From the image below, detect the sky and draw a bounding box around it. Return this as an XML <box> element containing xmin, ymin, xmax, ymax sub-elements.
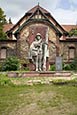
<box><xmin>0</xmin><ymin>0</ymin><xmax>77</xmax><ymax>25</ymax></box>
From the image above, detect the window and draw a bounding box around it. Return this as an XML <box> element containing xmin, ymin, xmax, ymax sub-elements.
<box><xmin>0</xmin><ymin>48</ymin><xmax>7</xmax><ymax>59</ymax></box>
<box><xmin>69</xmin><ymin>47</ymin><xmax>75</xmax><ymax>59</ymax></box>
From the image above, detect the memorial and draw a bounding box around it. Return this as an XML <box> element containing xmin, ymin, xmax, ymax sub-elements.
<box><xmin>29</xmin><ymin>33</ymin><xmax>49</xmax><ymax>71</ymax></box>
<box><xmin>1</xmin><ymin>4</ymin><xmax>77</xmax><ymax>72</ymax></box>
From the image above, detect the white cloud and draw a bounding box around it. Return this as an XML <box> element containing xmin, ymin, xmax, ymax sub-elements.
<box><xmin>69</xmin><ymin>0</ymin><xmax>77</xmax><ymax>4</ymax></box>
<box><xmin>69</xmin><ymin>0</ymin><xmax>77</xmax><ymax>10</ymax></box>
<box><xmin>0</xmin><ymin>0</ymin><xmax>77</xmax><ymax>24</ymax></box>
<box><xmin>54</xmin><ymin>8</ymin><xmax>77</xmax><ymax>24</ymax></box>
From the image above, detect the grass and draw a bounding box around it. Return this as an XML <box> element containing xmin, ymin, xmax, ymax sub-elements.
<box><xmin>0</xmin><ymin>84</ymin><xmax>77</xmax><ymax>115</ymax></box>
<box><xmin>0</xmin><ymin>74</ymin><xmax>77</xmax><ymax>115</ymax></box>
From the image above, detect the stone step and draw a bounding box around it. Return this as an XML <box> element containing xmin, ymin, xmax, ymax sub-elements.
<box><xmin>7</xmin><ymin>71</ymin><xmax>72</xmax><ymax>78</ymax></box>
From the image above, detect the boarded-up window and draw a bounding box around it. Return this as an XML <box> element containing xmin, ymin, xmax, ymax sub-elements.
<box><xmin>0</xmin><ymin>48</ymin><xmax>7</xmax><ymax>59</ymax></box>
<box><xmin>69</xmin><ymin>47</ymin><xmax>75</xmax><ymax>59</ymax></box>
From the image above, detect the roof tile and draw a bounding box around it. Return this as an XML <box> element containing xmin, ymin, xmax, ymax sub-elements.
<box><xmin>3</xmin><ymin>24</ymin><xmax>14</xmax><ymax>32</ymax></box>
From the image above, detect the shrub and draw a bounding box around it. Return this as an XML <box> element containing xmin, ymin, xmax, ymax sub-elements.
<box><xmin>70</xmin><ymin>58</ymin><xmax>77</xmax><ymax>71</ymax></box>
<box><xmin>50</xmin><ymin>64</ymin><xmax>56</xmax><ymax>71</ymax></box>
<box><xmin>2</xmin><ymin>56</ymin><xmax>20</xmax><ymax>71</ymax></box>
<box><xmin>63</xmin><ymin>63</ymin><xmax>71</xmax><ymax>70</ymax></box>
<box><xmin>63</xmin><ymin>58</ymin><xmax>77</xmax><ymax>71</ymax></box>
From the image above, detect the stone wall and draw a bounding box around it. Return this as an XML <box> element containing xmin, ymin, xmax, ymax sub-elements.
<box><xmin>48</xmin><ymin>27</ymin><xmax>56</xmax><ymax>63</ymax></box>
<box><xmin>60</xmin><ymin>42</ymin><xmax>77</xmax><ymax>63</ymax></box>
<box><xmin>0</xmin><ymin>41</ymin><xmax>17</xmax><ymax>60</ymax></box>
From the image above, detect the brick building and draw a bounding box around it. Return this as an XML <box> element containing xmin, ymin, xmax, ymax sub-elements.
<box><xmin>0</xmin><ymin>5</ymin><xmax>77</xmax><ymax>70</ymax></box>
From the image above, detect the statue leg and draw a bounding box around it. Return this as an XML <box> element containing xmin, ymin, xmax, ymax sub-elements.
<box><xmin>36</xmin><ymin>56</ymin><xmax>39</xmax><ymax>71</ymax></box>
<box><xmin>39</xmin><ymin>54</ymin><xmax>42</xmax><ymax>71</ymax></box>
<box><xmin>43</xmin><ymin>57</ymin><xmax>46</xmax><ymax>71</ymax></box>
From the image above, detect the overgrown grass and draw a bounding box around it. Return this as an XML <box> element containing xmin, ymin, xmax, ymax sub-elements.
<box><xmin>0</xmin><ymin>73</ymin><xmax>13</xmax><ymax>86</ymax></box>
<box><xmin>0</xmin><ymin>84</ymin><xmax>77</xmax><ymax>114</ymax></box>
<box><xmin>0</xmin><ymin>74</ymin><xmax>77</xmax><ymax>115</ymax></box>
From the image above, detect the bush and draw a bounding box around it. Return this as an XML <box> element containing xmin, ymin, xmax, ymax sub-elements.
<box><xmin>50</xmin><ymin>64</ymin><xmax>56</xmax><ymax>71</ymax></box>
<box><xmin>63</xmin><ymin>64</ymin><xmax>71</xmax><ymax>70</ymax></box>
<box><xmin>63</xmin><ymin>58</ymin><xmax>77</xmax><ymax>71</ymax></box>
<box><xmin>2</xmin><ymin>56</ymin><xmax>20</xmax><ymax>71</ymax></box>
<box><xmin>70</xmin><ymin>58</ymin><xmax>77</xmax><ymax>71</ymax></box>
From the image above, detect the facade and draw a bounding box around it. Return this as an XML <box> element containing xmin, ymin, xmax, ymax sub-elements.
<box><xmin>1</xmin><ymin>5</ymin><xmax>77</xmax><ymax>70</ymax></box>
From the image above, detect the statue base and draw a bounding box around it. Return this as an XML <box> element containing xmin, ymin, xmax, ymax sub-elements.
<box><xmin>8</xmin><ymin>71</ymin><xmax>72</xmax><ymax>78</ymax></box>
<box><xmin>29</xmin><ymin>58</ymin><xmax>49</xmax><ymax>71</ymax></box>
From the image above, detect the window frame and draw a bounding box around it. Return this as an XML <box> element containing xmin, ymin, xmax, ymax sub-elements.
<box><xmin>68</xmin><ymin>46</ymin><xmax>76</xmax><ymax>60</ymax></box>
<box><xmin>0</xmin><ymin>47</ymin><xmax>7</xmax><ymax>59</ymax></box>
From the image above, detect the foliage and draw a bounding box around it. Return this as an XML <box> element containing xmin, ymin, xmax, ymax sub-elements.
<box><xmin>52</xmin><ymin>79</ymin><xmax>68</xmax><ymax>85</ymax></box>
<box><xmin>63</xmin><ymin>58</ymin><xmax>77</xmax><ymax>71</ymax></box>
<box><xmin>0</xmin><ymin>7</ymin><xmax>7</xmax><ymax>40</ymax></box>
<box><xmin>2</xmin><ymin>56</ymin><xmax>20</xmax><ymax>71</ymax></box>
<box><xmin>70</xmin><ymin>58</ymin><xmax>77</xmax><ymax>70</ymax></box>
<box><xmin>52</xmin><ymin>78</ymin><xmax>77</xmax><ymax>86</ymax></box>
<box><xmin>69</xmin><ymin>78</ymin><xmax>77</xmax><ymax>86</ymax></box>
<box><xmin>23</xmin><ymin>67</ymin><xmax>29</xmax><ymax>71</ymax></box>
<box><xmin>0</xmin><ymin>62</ymin><xmax>4</xmax><ymax>71</ymax></box>
<box><xmin>69</xmin><ymin>29</ymin><xmax>77</xmax><ymax>37</ymax></box>
<box><xmin>63</xmin><ymin>63</ymin><xmax>71</xmax><ymax>70</ymax></box>
<box><xmin>50</xmin><ymin>64</ymin><xmax>56</xmax><ymax>71</ymax></box>
<box><xmin>0</xmin><ymin>8</ymin><xmax>7</xmax><ymax>24</ymax></box>
<box><xmin>0</xmin><ymin>74</ymin><xmax>13</xmax><ymax>86</ymax></box>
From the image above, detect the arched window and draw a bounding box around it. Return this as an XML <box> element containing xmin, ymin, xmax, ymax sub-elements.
<box><xmin>68</xmin><ymin>47</ymin><xmax>75</xmax><ymax>59</ymax></box>
<box><xmin>0</xmin><ymin>47</ymin><xmax>7</xmax><ymax>59</ymax></box>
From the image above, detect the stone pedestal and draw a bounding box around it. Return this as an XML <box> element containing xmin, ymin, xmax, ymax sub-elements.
<box><xmin>7</xmin><ymin>71</ymin><xmax>72</xmax><ymax>78</ymax></box>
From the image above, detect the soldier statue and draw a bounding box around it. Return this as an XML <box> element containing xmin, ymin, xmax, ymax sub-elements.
<box><xmin>29</xmin><ymin>33</ymin><xmax>49</xmax><ymax>71</ymax></box>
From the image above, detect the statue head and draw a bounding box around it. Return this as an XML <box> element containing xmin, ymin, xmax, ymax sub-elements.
<box><xmin>35</xmin><ymin>33</ymin><xmax>41</xmax><ymax>41</ymax></box>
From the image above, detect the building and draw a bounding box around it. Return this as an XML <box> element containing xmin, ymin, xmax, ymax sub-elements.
<box><xmin>0</xmin><ymin>5</ymin><xmax>77</xmax><ymax>70</ymax></box>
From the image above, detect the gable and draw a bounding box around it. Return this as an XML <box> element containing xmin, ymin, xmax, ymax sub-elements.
<box><xmin>7</xmin><ymin>5</ymin><xmax>67</xmax><ymax>39</ymax></box>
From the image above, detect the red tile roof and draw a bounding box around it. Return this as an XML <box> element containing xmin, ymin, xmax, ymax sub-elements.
<box><xmin>3</xmin><ymin>23</ymin><xmax>77</xmax><ymax>33</ymax></box>
<box><xmin>3</xmin><ymin>24</ymin><xmax>14</xmax><ymax>32</ymax></box>
<box><xmin>62</xmin><ymin>25</ymin><xmax>77</xmax><ymax>32</ymax></box>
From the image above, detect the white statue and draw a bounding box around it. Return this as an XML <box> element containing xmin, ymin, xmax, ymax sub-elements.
<box><xmin>29</xmin><ymin>32</ymin><xmax>49</xmax><ymax>71</ymax></box>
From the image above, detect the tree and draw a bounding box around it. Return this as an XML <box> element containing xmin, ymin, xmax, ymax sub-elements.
<box><xmin>69</xmin><ymin>29</ymin><xmax>77</xmax><ymax>37</ymax></box>
<box><xmin>0</xmin><ymin>7</ymin><xmax>7</xmax><ymax>40</ymax></box>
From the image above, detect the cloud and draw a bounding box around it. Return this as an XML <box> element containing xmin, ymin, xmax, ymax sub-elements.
<box><xmin>69</xmin><ymin>0</ymin><xmax>77</xmax><ymax>4</ymax></box>
<box><xmin>0</xmin><ymin>0</ymin><xmax>60</xmax><ymax>23</ymax></box>
<box><xmin>69</xmin><ymin>0</ymin><xmax>77</xmax><ymax>11</ymax></box>
<box><xmin>0</xmin><ymin>0</ymin><xmax>77</xmax><ymax>24</ymax></box>
<box><xmin>56</xmin><ymin>0</ymin><xmax>70</xmax><ymax>10</ymax></box>
<box><xmin>54</xmin><ymin>8</ymin><xmax>77</xmax><ymax>24</ymax></box>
